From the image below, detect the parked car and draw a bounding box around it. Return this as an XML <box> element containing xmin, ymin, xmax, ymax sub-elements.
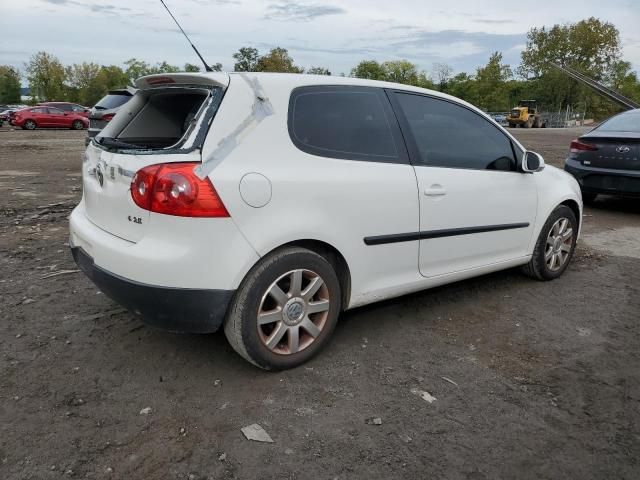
<box><xmin>0</xmin><ymin>109</ymin><xmax>12</xmax><ymax>125</ymax></box>
<box><xmin>70</xmin><ymin>72</ymin><xmax>582</xmax><ymax>370</ymax></box>
<box><xmin>564</xmin><ymin>108</ymin><xmax>640</xmax><ymax>202</ymax></box>
<box><xmin>38</xmin><ymin>101</ymin><xmax>90</xmax><ymax>118</ymax></box>
<box><xmin>11</xmin><ymin>106</ymin><xmax>88</xmax><ymax>130</ymax></box>
<box><xmin>86</xmin><ymin>87</ymin><xmax>137</xmax><ymax>145</ymax></box>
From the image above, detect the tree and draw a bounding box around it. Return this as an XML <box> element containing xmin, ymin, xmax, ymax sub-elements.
<box><xmin>233</xmin><ymin>47</ymin><xmax>260</xmax><ymax>72</ymax></box>
<box><xmin>381</xmin><ymin>60</ymin><xmax>418</xmax><ymax>85</ymax></box>
<box><xmin>25</xmin><ymin>51</ymin><xmax>66</xmax><ymax>101</ymax></box>
<box><xmin>210</xmin><ymin>62</ymin><xmax>223</xmax><ymax>72</ymax></box>
<box><xmin>474</xmin><ymin>52</ymin><xmax>512</xmax><ymax>111</ymax></box>
<box><xmin>123</xmin><ymin>58</ymin><xmax>154</xmax><ymax>84</ymax></box>
<box><xmin>432</xmin><ymin>63</ymin><xmax>453</xmax><ymax>92</ymax></box>
<box><xmin>447</xmin><ymin>72</ymin><xmax>476</xmax><ymax>104</ymax></box>
<box><xmin>307</xmin><ymin>66</ymin><xmax>331</xmax><ymax>75</ymax></box>
<box><xmin>256</xmin><ymin>48</ymin><xmax>303</xmax><ymax>73</ymax></box>
<box><xmin>0</xmin><ymin>66</ymin><xmax>21</xmax><ymax>104</ymax></box>
<box><xmin>64</xmin><ymin>62</ymin><xmax>101</xmax><ymax>104</ymax></box>
<box><xmin>519</xmin><ymin>17</ymin><xmax>620</xmax><ymax>79</ymax></box>
<box><xmin>350</xmin><ymin>60</ymin><xmax>386</xmax><ymax>80</ymax></box>
<box><xmin>184</xmin><ymin>63</ymin><xmax>201</xmax><ymax>72</ymax></box>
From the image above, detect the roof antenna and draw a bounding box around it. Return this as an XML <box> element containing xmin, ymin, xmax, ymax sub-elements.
<box><xmin>159</xmin><ymin>0</ymin><xmax>213</xmax><ymax>72</ymax></box>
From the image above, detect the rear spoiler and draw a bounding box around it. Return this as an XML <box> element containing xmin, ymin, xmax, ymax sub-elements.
<box><xmin>135</xmin><ymin>72</ymin><xmax>230</xmax><ymax>90</ymax></box>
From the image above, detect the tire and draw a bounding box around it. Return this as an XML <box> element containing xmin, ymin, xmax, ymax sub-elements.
<box><xmin>522</xmin><ymin>205</ymin><xmax>578</xmax><ymax>281</ymax></box>
<box><xmin>581</xmin><ymin>191</ymin><xmax>597</xmax><ymax>204</ymax></box>
<box><xmin>23</xmin><ymin>120</ymin><xmax>36</xmax><ymax>130</ymax></box>
<box><xmin>224</xmin><ymin>247</ymin><xmax>342</xmax><ymax>370</ymax></box>
<box><xmin>523</xmin><ymin>117</ymin><xmax>533</xmax><ymax>128</ymax></box>
<box><xmin>71</xmin><ymin>120</ymin><xmax>84</xmax><ymax>130</ymax></box>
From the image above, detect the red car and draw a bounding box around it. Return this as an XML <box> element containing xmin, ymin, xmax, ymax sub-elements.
<box><xmin>12</xmin><ymin>107</ymin><xmax>89</xmax><ymax>130</ymax></box>
<box><xmin>38</xmin><ymin>102</ymin><xmax>90</xmax><ymax>118</ymax></box>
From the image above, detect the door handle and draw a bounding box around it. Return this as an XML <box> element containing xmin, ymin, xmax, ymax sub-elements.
<box><xmin>424</xmin><ymin>185</ymin><xmax>447</xmax><ymax>196</ymax></box>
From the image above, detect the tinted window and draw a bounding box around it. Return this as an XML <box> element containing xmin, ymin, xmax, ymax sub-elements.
<box><xmin>95</xmin><ymin>94</ymin><xmax>131</xmax><ymax>110</ymax></box>
<box><xmin>395</xmin><ymin>93</ymin><xmax>516</xmax><ymax>171</ymax></box>
<box><xmin>31</xmin><ymin>108</ymin><xmax>46</xmax><ymax>113</ymax></box>
<box><xmin>55</xmin><ymin>104</ymin><xmax>73</xmax><ymax>111</ymax></box>
<box><xmin>72</xmin><ymin>105</ymin><xmax>86</xmax><ymax>112</ymax></box>
<box><xmin>289</xmin><ymin>86</ymin><xmax>401</xmax><ymax>162</ymax></box>
<box><xmin>47</xmin><ymin>107</ymin><xmax>64</xmax><ymax>115</ymax></box>
<box><xmin>596</xmin><ymin>111</ymin><xmax>640</xmax><ymax>133</ymax></box>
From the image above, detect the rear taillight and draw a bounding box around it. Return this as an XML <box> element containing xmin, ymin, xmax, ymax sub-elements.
<box><xmin>101</xmin><ymin>113</ymin><xmax>115</xmax><ymax>122</ymax></box>
<box><xmin>570</xmin><ymin>139</ymin><xmax>598</xmax><ymax>153</ymax></box>
<box><xmin>131</xmin><ymin>162</ymin><xmax>229</xmax><ymax>218</ymax></box>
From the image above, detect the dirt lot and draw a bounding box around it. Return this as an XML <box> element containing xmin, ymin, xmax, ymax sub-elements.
<box><xmin>1</xmin><ymin>126</ymin><xmax>639</xmax><ymax>480</ymax></box>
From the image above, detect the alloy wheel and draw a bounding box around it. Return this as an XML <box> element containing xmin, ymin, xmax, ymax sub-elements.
<box><xmin>257</xmin><ymin>269</ymin><xmax>330</xmax><ymax>355</ymax></box>
<box><xmin>545</xmin><ymin>217</ymin><xmax>573</xmax><ymax>271</ymax></box>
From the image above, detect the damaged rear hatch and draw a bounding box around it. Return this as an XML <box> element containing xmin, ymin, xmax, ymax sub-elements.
<box><xmin>82</xmin><ymin>72</ymin><xmax>228</xmax><ymax>242</ymax></box>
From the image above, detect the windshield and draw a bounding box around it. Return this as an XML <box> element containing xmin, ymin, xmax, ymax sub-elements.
<box><xmin>95</xmin><ymin>94</ymin><xmax>132</xmax><ymax>110</ymax></box>
<box><xmin>596</xmin><ymin>111</ymin><xmax>640</xmax><ymax>133</ymax></box>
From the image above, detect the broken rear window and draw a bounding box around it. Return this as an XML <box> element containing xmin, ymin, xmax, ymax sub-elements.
<box><xmin>95</xmin><ymin>86</ymin><xmax>222</xmax><ymax>153</ymax></box>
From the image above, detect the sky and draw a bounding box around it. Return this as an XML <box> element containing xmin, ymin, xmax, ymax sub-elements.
<box><xmin>1</xmin><ymin>0</ymin><xmax>639</xmax><ymax>80</ymax></box>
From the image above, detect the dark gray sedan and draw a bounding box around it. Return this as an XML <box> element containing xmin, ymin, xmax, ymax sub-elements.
<box><xmin>86</xmin><ymin>87</ymin><xmax>137</xmax><ymax>146</ymax></box>
<box><xmin>564</xmin><ymin>109</ymin><xmax>640</xmax><ymax>202</ymax></box>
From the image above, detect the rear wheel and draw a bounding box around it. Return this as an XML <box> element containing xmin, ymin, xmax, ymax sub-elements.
<box><xmin>522</xmin><ymin>205</ymin><xmax>577</xmax><ymax>280</ymax></box>
<box><xmin>224</xmin><ymin>247</ymin><xmax>342</xmax><ymax>370</ymax></box>
<box><xmin>71</xmin><ymin>120</ymin><xmax>84</xmax><ymax>130</ymax></box>
<box><xmin>524</xmin><ymin>117</ymin><xmax>533</xmax><ymax>128</ymax></box>
<box><xmin>23</xmin><ymin>120</ymin><xmax>36</xmax><ymax>130</ymax></box>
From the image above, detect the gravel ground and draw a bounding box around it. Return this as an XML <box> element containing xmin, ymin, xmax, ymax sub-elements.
<box><xmin>1</xmin><ymin>126</ymin><xmax>639</xmax><ymax>480</ymax></box>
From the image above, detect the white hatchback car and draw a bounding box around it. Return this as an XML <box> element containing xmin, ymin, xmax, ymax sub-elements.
<box><xmin>70</xmin><ymin>72</ymin><xmax>582</xmax><ymax>370</ymax></box>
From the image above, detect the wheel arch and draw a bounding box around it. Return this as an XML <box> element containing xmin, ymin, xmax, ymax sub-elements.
<box><xmin>560</xmin><ymin>198</ymin><xmax>581</xmax><ymax>230</ymax></box>
<box><xmin>263</xmin><ymin>239</ymin><xmax>352</xmax><ymax>311</ymax></box>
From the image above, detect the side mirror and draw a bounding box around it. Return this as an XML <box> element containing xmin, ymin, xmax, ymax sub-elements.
<box><xmin>522</xmin><ymin>151</ymin><xmax>545</xmax><ymax>173</ymax></box>
<box><xmin>63</xmin><ymin>112</ymin><xmax>69</xmax><ymax>116</ymax></box>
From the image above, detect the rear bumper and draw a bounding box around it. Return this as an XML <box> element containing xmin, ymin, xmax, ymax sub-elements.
<box><xmin>71</xmin><ymin>245</ymin><xmax>233</xmax><ymax>333</ymax></box>
<box><xmin>564</xmin><ymin>158</ymin><xmax>640</xmax><ymax>196</ymax></box>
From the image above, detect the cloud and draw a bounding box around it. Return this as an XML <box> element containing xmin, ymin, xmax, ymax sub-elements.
<box><xmin>474</xmin><ymin>19</ymin><xmax>516</xmax><ymax>25</ymax></box>
<box><xmin>265</xmin><ymin>1</ymin><xmax>346</xmax><ymax>21</ymax></box>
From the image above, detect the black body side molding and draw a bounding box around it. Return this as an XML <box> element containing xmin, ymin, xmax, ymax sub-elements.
<box><xmin>364</xmin><ymin>223</ymin><xmax>530</xmax><ymax>246</ymax></box>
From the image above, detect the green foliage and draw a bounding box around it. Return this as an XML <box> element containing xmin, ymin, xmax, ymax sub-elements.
<box><xmin>0</xmin><ymin>66</ymin><xmax>21</xmax><ymax>104</ymax></box>
<box><xmin>350</xmin><ymin>60</ymin><xmax>386</xmax><ymax>80</ymax></box>
<box><xmin>256</xmin><ymin>48</ymin><xmax>304</xmax><ymax>73</ymax></box>
<box><xmin>473</xmin><ymin>52</ymin><xmax>512</xmax><ymax>111</ymax></box>
<box><xmin>232</xmin><ymin>47</ymin><xmax>260</xmax><ymax>72</ymax></box>
<box><xmin>25</xmin><ymin>51</ymin><xmax>66</xmax><ymax>101</ymax></box>
<box><xmin>350</xmin><ymin>59</ymin><xmax>434</xmax><ymax>88</ymax></box>
<box><xmin>307</xmin><ymin>66</ymin><xmax>331</xmax><ymax>75</ymax></box>
<box><xmin>184</xmin><ymin>63</ymin><xmax>201</xmax><ymax>72</ymax></box>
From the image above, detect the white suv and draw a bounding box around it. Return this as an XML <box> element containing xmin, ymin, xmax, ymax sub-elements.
<box><xmin>69</xmin><ymin>72</ymin><xmax>582</xmax><ymax>370</ymax></box>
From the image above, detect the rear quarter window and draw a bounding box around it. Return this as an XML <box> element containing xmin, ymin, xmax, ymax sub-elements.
<box><xmin>95</xmin><ymin>94</ymin><xmax>131</xmax><ymax>110</ymax></box>
<box><xmin>288</xmin><ymin>85</ymin><xmax>406</xmax><ymax>163</ymax></box>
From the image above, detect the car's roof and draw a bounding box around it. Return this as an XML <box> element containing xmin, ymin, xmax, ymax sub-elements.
<box><xmin>222</xmin><ymin>72</ymin><xmax>490</xmax><ymax>123</ymax></box>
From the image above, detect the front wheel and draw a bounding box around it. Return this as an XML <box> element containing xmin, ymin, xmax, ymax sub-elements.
<box><xmin>23</xmin><ymin>120</ymin><xmax>36</xmax><ymax>130</ymax></box>
<box><xmin>522</xmin><ymin>205</ymin><xmax>578</xmax><ymax>280</ymax></box>
<box><xmin>224</xmin><ymin>247</ymin><xmax>342</xmax><ymax>370</ymax></box>
<box><xmin>71</xmin><ymin>120</ymin><xmax>84</xmax><ymax>130</ymax></box>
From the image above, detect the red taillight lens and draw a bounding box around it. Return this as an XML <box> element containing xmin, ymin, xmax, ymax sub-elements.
<box><xmin>101</xmin><ymin>113</ymin><xmax>115</xmax><ymax>122</ymax></box>
<box><xmin>131</xmin><ymin>163</ymin><xmax>229</xmax><ymax>218</ymax></box>
<box><xmin>570</xmin><ymin>139</ymin><xmax>598</xmax><ymax>152</ymax></box>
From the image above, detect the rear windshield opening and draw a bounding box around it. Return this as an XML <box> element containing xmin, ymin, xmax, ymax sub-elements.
<box><xmin>96</xmin><ymin>87</ymin><xmax>214</xmax><ymax>151</ymax></box>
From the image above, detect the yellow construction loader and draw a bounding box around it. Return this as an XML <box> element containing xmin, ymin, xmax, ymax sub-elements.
<box><xmin>507</xmin><ymin>100</ymin><xmax>545</xmax><ymax>128</ymax></box>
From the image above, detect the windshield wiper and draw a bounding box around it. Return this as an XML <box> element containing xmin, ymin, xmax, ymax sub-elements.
<box><xmin>98</xmin><ymin>137</ymin><xmax>143</xmax><ymax>149</ymax></box>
